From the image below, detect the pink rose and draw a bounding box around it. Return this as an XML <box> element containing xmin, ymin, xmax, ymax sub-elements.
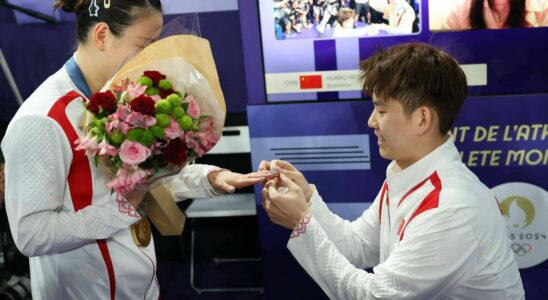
<box><xmin>185</xmin><ymin>95</ymin><xmax>201</xmax><ymax>119</ymax></box>
<box><xmin>119</xmin><ymin>140</ymin><xmax>151</xmax><ymax>166</ymax></box>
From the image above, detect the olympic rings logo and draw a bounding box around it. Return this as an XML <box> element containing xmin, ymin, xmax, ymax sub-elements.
<box><xmin>511</xmin><ymin>243</ymin><xmax>532</xmax><ymax>256</ymax></box>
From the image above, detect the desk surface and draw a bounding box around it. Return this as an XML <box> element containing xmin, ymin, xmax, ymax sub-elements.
<box><xmin>185</xmin><ymin>193</ymin><xmax>257</xmax><ymax>218</ymax></box>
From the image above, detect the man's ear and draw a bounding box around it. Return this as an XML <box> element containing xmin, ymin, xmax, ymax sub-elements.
<box><xmin>414</xmin><ymin>106</ymin><xmax>435</xmax><ymax>135</ymax></box>
<box><xmin>91</xmin><ymin>22</ymin><xmax>110</xmax><ymax>52</ymax></box>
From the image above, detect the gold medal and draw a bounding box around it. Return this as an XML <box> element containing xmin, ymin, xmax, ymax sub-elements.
<box><xmin>131</xmin><ymin>218</ymin><xmax>152</xmax><ymax>247</ymax></box>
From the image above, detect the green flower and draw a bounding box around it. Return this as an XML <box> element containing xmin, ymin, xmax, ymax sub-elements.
<box><xmin>149</xmin><ymin>125</ymin><xmax>166</xmax><ymax>140</ymax></box>
<box><xmin>145</xmin><ymin>87</ymin><xmax>159</xmax><ymax>96</ymax></box>
<box><xmin>126</xmin><ymin>128</ymin><xmax>145</xmax><ymax>142</ymax></box>
<box><xmin>93</xmin><ymin>118</ymin><xmax>106</xmax><ymax>129</ymax></box>
<box><xmin>138</xmin><ymin>76</ymin><xmax>153</xmax><ymax>87</ymax></box>
<box><xmin>155</xmin><ymin>99</ymin><xmax>172</xmax><ymax>114</ymax></box>
<box><xmin>140</xmin><ymin>130</ymin><xmax>155</xmax><ymax>147</ymax></box>
<box><xmin>167</xmin><ymin>94</ymin><xmax>181</xmax><ymax>108</ymax></box>
<box><xmin>109</xmin><ymin>132</ymin><xmax>124</xmax><ymax>146</ymax></box>
<box><xmin>172</xmin><ymin>106</ymin><xmax>186</xmax><ymax>118</ymax></box>
<box><xmin>159</xmin><ymin>79</ymin><xmax>173</xmax><ymax>90</ymax></box>
<box><xmin>177</xmin><ymin>115</ymin><xmax>193</xmax><ymax>131</ymax></box>
<box><xmin>155</xmin><ymin>113</ymin><xmax>171</xmax><ymax>128</ymax></box>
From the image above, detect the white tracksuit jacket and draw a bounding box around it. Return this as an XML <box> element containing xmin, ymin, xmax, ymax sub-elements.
<box><xmin>1</xmin><ymin>64</ymin><xmax>219</xmax><ymax>299</ymax></box>
<box><xmin>288</xmin><ymin>138</ymin><xmax>525</xmax><ymax>299</ymax></box>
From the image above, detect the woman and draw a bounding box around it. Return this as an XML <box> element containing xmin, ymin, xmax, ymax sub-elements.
<box><xmin>443</xmin><ymin>0</ymin><xmax>548</xmax><ymax>30</ymax></box>
<box><xmin>0</xmin><ymin>0</ymin><xmax>264</xmax><ymax>298</ymax></box>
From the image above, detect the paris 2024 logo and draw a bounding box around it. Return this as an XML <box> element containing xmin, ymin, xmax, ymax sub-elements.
<box><xmin>493</xmin><ymin>182</ymin><xmax>548</xmax><ymax>269</ymax></box>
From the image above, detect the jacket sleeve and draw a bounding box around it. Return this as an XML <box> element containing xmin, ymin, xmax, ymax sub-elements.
<box><xmin>1</xmin><ymin>115</ymin><xmax>139</xmax><ymax>257</ymax></box>
<box><xmin>307</xmin><ymin>185</ymin><xmax>381</xmax><ymax>269</ymax></box>
<box><xmin>287</xmin><ymin>207</ymin><xmax>478</xmax><ymax>299</ymax></box>
<box><xmin>162</xmin><ymin>164</ymin><xmax>222</xmax><ymax>201</ymax></box>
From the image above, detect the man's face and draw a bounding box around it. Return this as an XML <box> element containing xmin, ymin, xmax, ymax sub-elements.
<box><xmin>367</xmin><ymin>95</ymin><xmax>418</xmax><ymax>167</ymax></box>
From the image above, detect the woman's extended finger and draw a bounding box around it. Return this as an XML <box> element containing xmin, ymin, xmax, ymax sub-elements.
<box><xmin>271</xmin><ymin>160</ymin><xmax>298</xmax><ymax>172</ymax></box>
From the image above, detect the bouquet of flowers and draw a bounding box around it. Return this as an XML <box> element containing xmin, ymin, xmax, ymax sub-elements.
<box><xmin>76</xmin><ymin>69</ymin><xmax>218</xmax><ymax>194</ymax></box>
<box><xmin>76</xmin><ymin>35</ymin><xmax>226</xmax><ymax>237</ymax></box>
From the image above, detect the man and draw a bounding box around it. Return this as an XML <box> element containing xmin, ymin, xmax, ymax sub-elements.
<box><xmin>260</xmin><ymin>42</ymin><xmax>524</xmax><ymax>299</ymax></box>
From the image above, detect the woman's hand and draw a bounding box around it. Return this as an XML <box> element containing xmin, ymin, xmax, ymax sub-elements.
<box><xmin>207</xmin><ymin>169</ymin><xmax>270</xmax><ymax>194</ymax></box>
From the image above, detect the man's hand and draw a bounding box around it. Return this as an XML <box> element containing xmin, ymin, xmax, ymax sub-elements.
<box><xmin>262</xmin><ymin>173</ymin><xmax>309</xmax><ymax>229</ymax></box>
<box><xmin>207</xmin><ymin>170</ymin><xmax>268</xmax><ymax>194</ymax></box>
<box><xmin>258</xmin><ymin>160</ymin><xmax>313</xmax><ymax>202</ymax></box>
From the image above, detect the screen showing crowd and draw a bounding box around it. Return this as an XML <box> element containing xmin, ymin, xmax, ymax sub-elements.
<box><xmin>272</xmin><ymin>0</ymin><xmax>421</xmax><ymax>40</ymax></box>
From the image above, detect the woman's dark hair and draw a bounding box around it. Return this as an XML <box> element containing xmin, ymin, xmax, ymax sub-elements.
<box><xmin>469</xmin><ymin>0</ymin><xmax>526</xmax><ymax>29</ymax></box>
<box><xmin>53</xmin><ymin>0</ymin><xmax>163</xmax><ymax>43</ymax></box>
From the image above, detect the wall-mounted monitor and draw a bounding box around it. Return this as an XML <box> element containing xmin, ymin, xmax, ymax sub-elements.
<box><xmin>257</xmin><ymin>0</ymin><xmax>548</xmax><ymax>103</ymax></box>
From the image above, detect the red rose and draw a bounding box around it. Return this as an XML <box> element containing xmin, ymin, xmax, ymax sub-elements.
<box><xmin>143</xmin><ymin>71</ymin><xmax>166</xmax><ymax>85</ymax></box>
<box><xmin>130</xmin><ymin>94</ymin><xmax>156</xmax><ymax>116</ymax></box>
<box><xmin>87</xmin><ymin>91</ymin><xmax>117</xmax><ymax>115</ymax></box>
<box><xmin>162</xmin><ymin>138</ymin><xmax>187</xmax><ymax>165</ymax></box>
<box><xmin>159</xmin><ymin>88</ymin><xmax>175</xmax><ymax>99</ymax></box>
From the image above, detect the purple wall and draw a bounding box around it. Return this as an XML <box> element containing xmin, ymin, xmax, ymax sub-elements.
<box><xmin>0</xmin><ymin>9</ymin><xmax>248</xmax><ymax>122</ymax></box>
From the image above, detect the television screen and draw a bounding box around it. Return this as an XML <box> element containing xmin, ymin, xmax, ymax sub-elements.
<box><xmin>258</xmin><ymin>0</ymin><xmax>548</xmax><ymax>102</ymax></box>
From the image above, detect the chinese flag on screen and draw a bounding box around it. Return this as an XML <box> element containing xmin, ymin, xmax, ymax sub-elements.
<box><xmin>299</xmin><ymin>75</ymin><xmax>323</xmax><ymax>89</ymax></box>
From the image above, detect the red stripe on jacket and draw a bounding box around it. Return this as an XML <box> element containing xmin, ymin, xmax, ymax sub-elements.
<box><xmin>398</xmin><ymin>172</ymin><xmax>442</xmax><ymax>240</ymax></box>
<box><xmin>378</xmin><ymin>182</ymin><xmax>388</xmax><ymax>224</ymax></box>
<box><xmin>48</xmin><ymin>91</ymin><xmax>116</xmax><ymax>300</ymax></box>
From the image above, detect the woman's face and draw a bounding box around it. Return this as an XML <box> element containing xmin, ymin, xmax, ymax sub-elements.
<box><xmin>102</xmin><ymin>12</ymin><xmax>163</xmax><ymax>81</ymax></box>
